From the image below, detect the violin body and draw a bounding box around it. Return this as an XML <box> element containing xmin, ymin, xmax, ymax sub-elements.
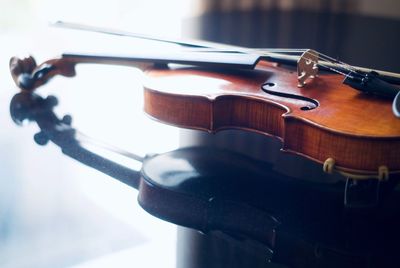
<box><xmin>143</xmin><ymin>61</ymin><xmax>400</xmax><ymax>175</ymax></box>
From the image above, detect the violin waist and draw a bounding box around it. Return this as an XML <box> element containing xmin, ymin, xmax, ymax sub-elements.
<box><xmin>142</xmin><ymin>65</ymin><xmax>400</xmax><ymax>175</ymax></box>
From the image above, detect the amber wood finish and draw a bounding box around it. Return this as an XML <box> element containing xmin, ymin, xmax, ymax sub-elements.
<box><xmin>143</xmin><ymin>62</ymin><xmax>400</xmax><ymax>175</ymax></box>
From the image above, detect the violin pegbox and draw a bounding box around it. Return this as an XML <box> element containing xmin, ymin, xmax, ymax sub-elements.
<box><xmin>10</xmin><ymin>56</ymin><xmax>77</xmax><ymax>92</ymax></box>
<box><xmin>297</xmin><ymin>49</ymin><xmax>318</xmax><ymax>87</ymax></box>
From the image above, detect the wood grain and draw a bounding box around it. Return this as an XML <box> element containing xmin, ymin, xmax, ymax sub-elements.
<box><xmin>143</xmin><ymin>62</ymin><xmax>400</xmax><ymax>175</ymax></box>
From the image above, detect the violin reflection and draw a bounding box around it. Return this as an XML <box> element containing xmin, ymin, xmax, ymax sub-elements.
<box><xmin>9</xmin><ymin>88</ymin><xmax>400</xmax><ymax>268</ymax></box>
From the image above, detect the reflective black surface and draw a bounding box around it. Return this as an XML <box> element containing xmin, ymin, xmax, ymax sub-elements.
<box><xmin>140</xmin><ymin>146</ymin><xmax>400</xmax><ymax>267</ymax></box>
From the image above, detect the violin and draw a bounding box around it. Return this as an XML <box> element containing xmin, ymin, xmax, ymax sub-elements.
<box><xmin>8</xmin><ymin>22</ymin><xmax>400</xmax><ymax>267</ymax></box>
<box><xmin>9</xmin><ymin>21</ymin><xmax>400</xmax><ymax>180</ymax></box>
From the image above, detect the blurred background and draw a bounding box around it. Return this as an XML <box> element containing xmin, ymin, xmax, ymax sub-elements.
<box><xmin>0</xmin><ymin>0</ymin><xmax>400</xmax><ymax>267</ymax></box>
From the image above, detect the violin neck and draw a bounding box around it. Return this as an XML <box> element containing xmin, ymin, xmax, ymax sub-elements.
<box><xmin>9</xmin><ymin>51</ymin><xmax>264</xmax><ymax>91</ymax></box>
<box><xmin>62</xmin><ymin>53</ymin><xmax>154</xmax><ymax>71</ymax></box>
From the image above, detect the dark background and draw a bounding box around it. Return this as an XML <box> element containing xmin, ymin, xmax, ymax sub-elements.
<box><xmin>185</xmin><ymin>1</ymin><xmax>400</xmax><ymax>72</ymax></box>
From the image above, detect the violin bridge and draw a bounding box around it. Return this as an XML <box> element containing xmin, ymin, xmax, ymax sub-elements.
<box><xmin>297</xmin><ymin>49</ymin><xmax>318</xmax><ymax>87</ymax></box>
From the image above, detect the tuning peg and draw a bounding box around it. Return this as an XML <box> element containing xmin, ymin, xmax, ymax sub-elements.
<box><xmin>44</xmin><ymin>95</ymin><xmax>58</xmax><ymax>108</ymax></box>
<box><xmin>62</xmin><ymin>115</ymin><xmax>72</xmax><ymax>125</ymax></box>
<box><xmin>34</xmin><ymin>131</ymin><xmax>49</xmax><ymax>145</ymax></box>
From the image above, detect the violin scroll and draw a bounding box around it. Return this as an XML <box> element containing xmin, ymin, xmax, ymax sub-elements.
<box><xmin>10</xmin><ymin>91</ymin><xmax>57</xmax><ymax>125</ymax></box>
<box><xmin>10</xmin><ymin>56</ymin><xmax>77</xmax><ymax>91</ymax></box>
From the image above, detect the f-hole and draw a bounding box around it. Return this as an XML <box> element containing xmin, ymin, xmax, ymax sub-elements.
<box><xmin>261</xmin><ymin>82</ymin><xmax>319</xmax><ymax>111</ymax></box>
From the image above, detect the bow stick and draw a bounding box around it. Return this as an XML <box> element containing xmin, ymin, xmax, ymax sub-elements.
<box><xmin>53</xmin><ymin>21</ymin><xmax>400</xmax><ymax>117</ymax></box>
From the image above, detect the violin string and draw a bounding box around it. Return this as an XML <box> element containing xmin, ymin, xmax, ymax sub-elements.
<box><xmin>314</xmin><ymin>51</ymin><xmax>358</xmax><ymax>71</ymax></box>
<box><xmin>303</xmin><ymin>56</ymin><xmax>355</xmax><ymax>78</ymax></box>
<box><xmin>193</xmin><ymin>48</ymin><xmax>353</xmax><ymax>77</ymax></box>
<box><xmin>315</xmin><ymin>55</ymin><xmax>358</xmax><ymax>76</ymax></box>
<box><xmin>258</xmin><ymin>49</ymin><xmax>355</xmax><ymax>78</ymax></box>
<box><xmin>197</xmin><ymin>46</ymin><xmax>361</xmax><ymax>77</ymax></box>
<box><xmin>304</xmin><ymin>50</ymin><xmax>359</xmax><ymax>77</ymax></box>
<box><xmin>253</xmin><ymin>47</ymin><xmax>359</xmax><ymax>77</ymax></box>
<box><xmin>251</xmin><ymin>48</ymin><xmax>306</xmax><ymax>54</ymax></box>
<box><xmin>316</xmin><ymin>58</ymin><xmax>356</xmax><ymax>77</ymax></box>
<box><xmin>187</xmin><ymin>48</ymin><xmax>306</xmax><ymax>56</ymax></box>
<box><xmin>76</xmin><ymin>132</ymin><xmax>145</xmax><ymax>162</ymax></box>
<box><xmin>286</xmin><ymin>52</ymin><xmax>354</xmax><ymax>78</ymax></box>
<box><xmin>253</xmin><ymin>47</ymin><xmax>357</xmax><ymax>74</ymax></box>
<box><xmin>275</xmin><ymin>48</ymin><xmax>358</xmax><ymax>79</ymax></box>
<box><xmin>254</xmin><ymin>48</ymin><xmax>358</xmax><ymax>78</ymax></box>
